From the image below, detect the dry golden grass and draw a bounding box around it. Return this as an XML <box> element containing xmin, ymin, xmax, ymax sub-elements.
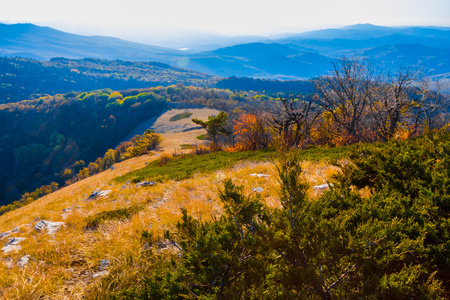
<box><xmin>0</xmin><ymin>151</ymin><xmax>341</xmax><ymax>299</ymax></box>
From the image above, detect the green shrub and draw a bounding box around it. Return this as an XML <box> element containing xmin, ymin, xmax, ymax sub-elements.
<box><xmin>96</xmin><ymin>132</ymin><xmax>450</xmax><ymax>298</ymax></box>
<box><xmin>85</xmin><ymin>205</ymin><xmax>143</xmax><ymax>229</ymax></box>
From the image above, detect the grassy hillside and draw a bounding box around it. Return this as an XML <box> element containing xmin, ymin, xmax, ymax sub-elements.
<box><xmin>1</xmin><ymin>130</ymin><xmax>449</xmax><ymax>298</ymax></box>
<box><xmin>0</xmin><ymin>147</ymin><xmax>344</xmax><ymax>299</ymax></box>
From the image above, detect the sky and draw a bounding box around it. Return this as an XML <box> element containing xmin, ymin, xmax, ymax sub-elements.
<box><xmin>2</xmin><ymin>0</ymin><xmax>450</xmax><ymax>46</ymax></box>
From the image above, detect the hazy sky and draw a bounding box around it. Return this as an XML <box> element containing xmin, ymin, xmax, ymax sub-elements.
<box><xmin>2</xmin><ymin>0</ymin><xmax>450</xmax><ymax>42</ymax></box>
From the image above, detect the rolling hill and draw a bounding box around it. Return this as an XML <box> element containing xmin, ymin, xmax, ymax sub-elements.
<box><xmin>0</xmin><ymin>23</ymin><xmax>179</xmax><ymax>61</ymax></box>
<box><xmin>2</xmin><ymin>23</ymin><xmax>450</xmax><ymax>80</ymax></box>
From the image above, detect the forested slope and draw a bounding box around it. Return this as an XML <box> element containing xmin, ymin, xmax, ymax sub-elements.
<box><xmin>0</xmin><ymin>57</ymin><xmax>214</xmax><ymax>104</ymax></box>
<box><xmin>0</xmin><ymin>88</ymin><xmax>168</xmax><ymax>204</ymax></box>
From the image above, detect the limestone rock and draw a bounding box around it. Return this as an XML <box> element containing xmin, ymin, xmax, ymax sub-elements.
<box><xmin>252</xmin><ymin>187</ymin><xmax>264</xmax><ymax>193</ymax></box>
<box><xmin>93</xmin><ymin>271</ymin><xmax>109</xmax><ymax>278</ymax></box>
<box><xmin>312</xmin><ymin>183</ymin><xmax>333</xmax><ymax>191</ymax></box>
<box><xmin>85</xmin><ymin>189</ymin><xmax>112</xmax><ymax>201</ymax></box>
<box><xmin>34</xmin><ymin>220</ymin><xmax>65</xmax><ymax>234</ymax></box>
<box><xmin>250</xmin><ymin>173</ymin><xmax>270</xmax><ymax>178</ymax></box>
<box><xmin>0</xmin><ymin>224</ymin><xmax>31</xmax><ymax>239</ymax></box>
<box><xmin>3</xmin><ymin>257</ymin><xmax>13</xmax><ymax>269</ymax></box>
<box><xmin>136</xmin><ymin>181</ymin><xmax>156</xmax><ymax>187</ymax></box>
<box><xmin>1</xmin><ymin>237</ymin><xmax>26</xmax><ymax>253</ymax></box>
<box><xmin>99</xmin><ymin>259</ymin><xmax>110</xmax><ymax>271</ymax></box>
<box><xmin>17</xmin><ymin>255</ymin><xmax>30</xmax><ymax>268</ymax></box>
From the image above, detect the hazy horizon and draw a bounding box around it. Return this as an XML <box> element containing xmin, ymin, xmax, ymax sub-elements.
<box><xmin>2</xmin><ymin>0</ymin><xmax>450</xmax><ymax>47</ymax></box>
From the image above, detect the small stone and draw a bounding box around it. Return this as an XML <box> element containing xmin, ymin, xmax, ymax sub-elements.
<box><xmin>110</xmin><ymin>166</ymin><xmax>115</xmax><ymax>170</ymax></box>
<box><xmin>126</xmin><ymin>181</ymin><xmax>131</xmax><ymax>185</ymax></box>
<box><xmin>17</xmin><ymin>255</ymin><xmax>30</xmax><ymax>268</ymax></box>
<box><xmin>99</xmin><ymin>259</ymin><xmax>110</xmax><ymax>271</ymax></box>
<box><xmin>251</xmin><ymin>187</ymin><xmax>264</xmax><ymax>193</ymax></box>
<box><xmin>250</xmin><ymin>173</ymin><xmax>270</xmax><ymax>178</ymax></box>
<box><xmin>313</xmin><ymin>183</ymin><xmax>332</xmax><ymax>191</ymax></box>
<box><xmin>93</xmin><ymin>271</ymin><xmax>109</xmax><ymax>278</ymax></box>
<box><xmin>135</xmin><ymin>181</ymin><xmax>156</xmax><ymax>187</ymax></box>
<box><xmin>62</xmin><ymin>207</ymin><xmax>72</xmax><ymax>213</ymax></box>
<box><xmin>85</xmin><ymin>189</ymin><xmax>112</xmax><ymax>201</ymax></box>
<box><xmin>1</xmin><ymin>237</ymin><xmax>26</xmax><ymax>253</ymax></box>
<box><xmin>0</xmin><ymin>224</ymin><xmax>31</xmax><ymax>239</ymax></box>
<box><xmin>3</xmin><ymin>257</ymin><xmax>13</xmax><ymax>269</ymax></box>
<box><xmin>157</xmin><ymin>241</ymin><xmax>168</xmax><ymax>249</ymax></box>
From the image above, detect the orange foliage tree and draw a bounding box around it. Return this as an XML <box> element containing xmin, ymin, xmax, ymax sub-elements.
<box><xmin>232</xmin><ymin>112</ymin><xmax>271</xmax><ymax>151</ymax></box>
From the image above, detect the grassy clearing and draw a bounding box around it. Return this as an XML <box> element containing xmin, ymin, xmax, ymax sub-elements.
<box><xmin>114</xmin><ymin>145</ymin><xmax>352</xmax><ymax>184</ymax></box>
<box><xmin>169</xmin><ymin>112</ymin><xmax>193</xmax><ymax>122</ymax></box>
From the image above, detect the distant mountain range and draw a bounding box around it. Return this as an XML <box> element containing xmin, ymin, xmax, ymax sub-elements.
<box><xmin>1</xmin><ymin>23</ymin><xmax>450</xmax><ymax>79</ymax></box>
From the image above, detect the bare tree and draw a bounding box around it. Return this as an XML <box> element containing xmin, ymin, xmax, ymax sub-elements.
<box><xmin>313</xmin><ymin>57</ymin><xmax>375</xmax><ymax>143</ymax></box>
<box><xmin>368</xmin><ymin>68</ymin><xmax>418</xmax><ymax>141</ymax></box>
<box><xmin>418</xmin><ymin>79</ymin><xmax>450</xmax><ymax>130</ymax></box>
<box><xmin>271</xmin><ymin>94</ymin><xmax>321</xmax><ymax>147</ymax></box>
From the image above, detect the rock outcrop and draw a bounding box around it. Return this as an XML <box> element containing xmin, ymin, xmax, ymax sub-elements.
<box><xmin>1</xmin><ymin>237</ymin><xmax>26</xmax><ymax>253</ymax></box>
<box><xmin>85</xmin><ymin>189</ymin><xmax>112</xmax><ymax>201</ymax></box>
<box><xmin>34</xmin><ymin>220</ymin><xmax>65</xmax><ymax>235</ymax></box>
<box><xmin>135</xmin><ymin>181</ymin><xmax>156</xmax><ymax>187</ymax></box>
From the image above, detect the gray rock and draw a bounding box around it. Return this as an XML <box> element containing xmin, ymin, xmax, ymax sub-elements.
<box><xmin>99</xmin><ymin>259</ymin><xmax>110</xmax><ymax>271</ymax></box>
<box><xmin>93</xmin><ymin>271</ymin><xmax>109</xmax><ymax>278</ymax></box>
<box><xmin>17</xmin><ymin>255</ymin><xmax>30</xmax><ymax>268</ymax></box>
<box><xmin>251</xmin><ymin>187</ymin><xmax>264</xmax><ymax>193</ymax></box>
<box><xmin>85</xmin><ymin>189</ymin><xmax>112</xmax><ymax>201</ymax></box>
<box><xmin>1</xmin><ymin>237</ymin><xmax>26</xmax><ymax>253</ymax></box>
<box><xmin>62</xmin><ymin>207</ymin><xmax>72</xmax><ymax>213</ymax></box>
<box><xmin>136</xmin><ymin>181</ymin><xmax>156</xmax><ymax>187</ymax></box>
<box><xmin>1</xmin><ymin>224</ymin><xmax>32</xmax><ymax>239</ymax></box>
<box><xmin>34</xmin><ymin>220</ymin><xmax>65</xmax><ymax>234</ymax></box>
<box><xmin>250</xmin><ymin>173</ymin><xmax>270</xmax><ymax>178</ymax></box>
<box><xmin>312</xmin><ymin>183</ymin><xmax>333</xmax><ymax>191</ymax></box>
<box><xmin>110</xmin><ymin>166</ymin><xmax>115</xmax><ymax>170</ymax></box>
<box><xmin>33</xmin><ymin>220</ymin><xmax>47</xmax><ymax>232</ymax></box>
<box><xmin>3</xmin><ymin>257</ymin><xmax>13</xmax><ymax>269</ymax></box>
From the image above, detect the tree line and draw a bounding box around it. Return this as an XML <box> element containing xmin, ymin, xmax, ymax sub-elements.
<box><xmin>224</xmin><ymin>58</ymin><xmax>449</xmax><ymax>151</ymax></box>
